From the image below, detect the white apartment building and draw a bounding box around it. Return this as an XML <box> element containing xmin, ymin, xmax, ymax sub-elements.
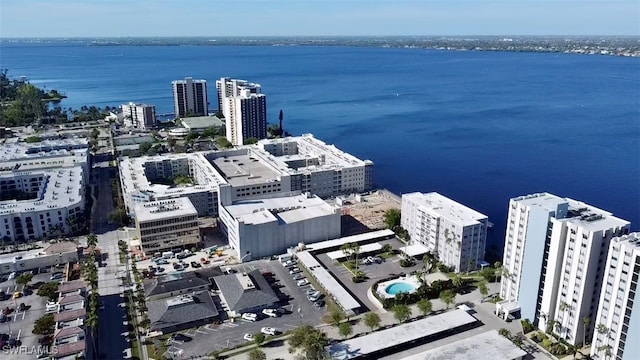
<box><xmin>118</xmin><ymin>154</ymin><xmax>226</xmax><ymax>217</ymax></box>
<box><xmin>121</xmin><ymin>102</ymin><xmax>157</xmax><ymax>129</ymax></box>
<box><xmin>118</xmin><ymin>134</ymin><xmax>374</xmax><ymax>218</ymax></box>
<box><xmin>216</xmin><ymin>78</ymin><xmax>267</xmax><ymax>146</ymax></box>
<box><xmin>219</xmin><ymin>193</ymin><xmax>341</xmax><ymax>261</ymax></box>
<box><xmin>401</xmin><ymin>192</ymin><xmax>488</xmax><ymax>272</ymax></box>
<box><xmin>172</xmin><ymin>77</ymin><xmax>209</xmax><ymax>117</ymax></box>
<box><xmin>134</xmin><ymin>198</ymin><xmax>200</xmax><ymax>252</ymax></box>
<box><xmin>591</xmin><ymin>233</ymin><xmax>640</xmax><ymax>360</ymax></box>
<box><xmin>497</xmin><ymin>193</ymin><xmax>630</xmax><ymax>346</ymax></box>
<box><xmin>257</xmin><ymin>134</ymin><xmax>374</xmax><ymax>197</ymax></box>
<box><xmin>0</xmin><ymin>138</ymin><xmax>89</xmax><ymax>242</ymax></box>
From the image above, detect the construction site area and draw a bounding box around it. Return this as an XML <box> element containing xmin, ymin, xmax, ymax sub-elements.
<box><xmin>328</xmin><ymin>189</ymin><xmax>402</xmax><ymax>236</ymax></box>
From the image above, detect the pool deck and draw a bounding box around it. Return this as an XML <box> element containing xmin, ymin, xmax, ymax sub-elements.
<box><xmin>377</xmin><ymin>275</ymin><xmax>421</xmax><ymax>299</ymax></box>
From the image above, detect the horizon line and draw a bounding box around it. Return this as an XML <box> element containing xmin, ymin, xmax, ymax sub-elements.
<box><xmin>2</xmin><ymin>34</ymin><xmax>639</xmax><ymax>39</ymax></box>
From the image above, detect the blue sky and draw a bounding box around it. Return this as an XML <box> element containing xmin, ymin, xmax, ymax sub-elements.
<box><xmin>1</xmin><ymin>0</ymin><xmax>638</xmax><ymax>37</ymax></box>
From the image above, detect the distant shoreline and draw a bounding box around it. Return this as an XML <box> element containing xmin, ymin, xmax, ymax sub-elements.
<box><xmin>2</xmin><ymin>36</ymin><xmax>639</xmax><ymax>57</ymax></box>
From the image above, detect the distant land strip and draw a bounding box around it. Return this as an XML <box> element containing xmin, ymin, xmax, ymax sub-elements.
<box><xmin>2</xmin><ymin>36</ymin><xmax>639</xmax><ymax>57</ymax></box>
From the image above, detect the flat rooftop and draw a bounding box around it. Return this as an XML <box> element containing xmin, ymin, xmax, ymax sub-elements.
<box><xmin>0</xmin><ymin>138</ymin><xmax>88</xmax><ymax>162</ymax></box>
<box><xmin>511</xmin><ymin>192</ymin><xmax>566</xmax><ymax>210</ymax></box>
<box><xmin>134</xmin><ymin>197</ymin><xmax>198</xmax><ymax>222</ymax></box>
<box><xmin>210</xmin><ymin>153</ymin><xmax>281</xmax><ymax>187</ymax></box>
<box><xmin>305</xmin><ymin>229</ymin><xmax>395</xmax><ymax>252</ymax></box>
<box><xmin>296</xmin><ymin>251</ymin><xmax>361</xmax><ymax>314</ymax></box>
<box><xmin>0</xmin><ymin>167</ymin><xmax>85</xmax><ymax>215</ymax></box>
<box><xmin>119</xmin><ymin>153</ymin><xmax>225</xmax><ymax>198</ymax></box>
<box><xmin>224</xmin><ymin>193</ymin><xmax>336</xmax><ymax>225</ymax></box>
<box><xmin>258</xmin><ymin>134</ymin><xmax>372</xmax><ymax>172</ymax></box>
<box><xmin>563</xmin><ymin>198</ymin><xmax>630</xmax><ymax>231</ymax></box>
<box><xmin>403</xmin><ymin>192</ymin><xmax>487</xmax><ymax>227</ymax></box>
<box><xmin>180</xmin><ymin>116</ymin><xmax>224</xmax><ymax>130</ymax></box>
<box><xmin>399</xmin><ymin>330</ymin><xmax>527</xmax><ymax>360</ymax></box>
<box><xmin>326</xmin><ymin>309</ymin><xmax>478</xmax><ymax>359</ymax></box>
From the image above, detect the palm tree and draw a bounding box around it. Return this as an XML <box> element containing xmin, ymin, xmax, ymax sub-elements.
<box><xmin>87</xmin><ymin>233</ymin><xmax>98</xmax><ymax>249</ymax></box>
<box><xmin>493</xmin><ymin>261</ymin><xmax>502</xmax><ymax>283</ymax></box>
<box><xmin>86</xmin><ymin>310</ymin><xmax>99</xmax><ymax>359</ymax></box>
<box><xmin>452</xmin><ymin>274</ymin><xmax>463</xmax><ymax>289</ymax></box>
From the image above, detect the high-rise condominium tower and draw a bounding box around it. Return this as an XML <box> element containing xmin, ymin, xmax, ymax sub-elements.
<box><xmin>497</xmin><ymin>193</ymin><xmax>630</xmax><ymax>346</ymax></box>
<box><xmin>216</xmin><ymin>77</ymin><xmax>267</xmax><ymax>146</ymax></box>
<box><xmin>172</xmin><ymin>77</ymin><xmax>208</xmax><ymax>117</ymax></box>
<box><xmin>590</xmin><ymin>232</ymin><xmax>640</xmax><ymax>360</ymax></box>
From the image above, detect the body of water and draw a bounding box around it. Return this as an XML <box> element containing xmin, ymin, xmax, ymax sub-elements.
<box><xmin>1</xmin><ymin>43</ymin><xmax>639</xmax><ymax>253</ymax></box>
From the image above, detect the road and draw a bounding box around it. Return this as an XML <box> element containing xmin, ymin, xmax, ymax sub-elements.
<box><xmin>90</xmin><ymin>163</ymin><xmax>117</xmax><ymax>235</ymax></box>
<box><xmin>94</xmin><ymin>229</ymin><xmax>130</xmax><ymax>359</ymax></box>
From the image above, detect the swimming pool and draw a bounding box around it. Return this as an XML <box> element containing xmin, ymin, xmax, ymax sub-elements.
<box><xmin>376</xmin><ymin>275</ymin><xmax>421</xmax><ymax>298</ymax></box>
<box><xmin>385</xmin><ymin>282</ymin><xmax>415</xmax><ymax>295</ymax></box>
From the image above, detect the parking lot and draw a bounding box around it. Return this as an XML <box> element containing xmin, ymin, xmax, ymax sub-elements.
<box><xmin>0</xmin><ymin>271</ymin><xmax>54</xmax><ymax>359</ymax></box>
<box><xmin>149</xmin><ymin>259</ymin><xmax>328</xmax><ymax>358</ymax></box>
<box><xmin>316</xmin><ymin>237</ymin><xmax>423</xmax><ymax>311</ymax></box>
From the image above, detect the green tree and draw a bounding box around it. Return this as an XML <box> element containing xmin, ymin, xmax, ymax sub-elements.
<box><xmin>363</xmin><ymin>312</ymin><xmax>381</xmax><ymax>332</ymax></box>
<box><xmin>87</xmin><ymin>233</ymin><xmax>98</xmax><ymax>249</ymax></box>
<box><xmin>15</xmin><ymin>272</ymin><xmax>33</xmax><ymax>289</ymax></box>
<box><xmin>139</xmin><ymin>142</ymin><xmax>153</xmax><ymax>154</ymax></box>
<box><xmin>201</xmin><ymin>127</ymin><xmax>217</xmax><ymax>139</ymax></box>
<box><xmin>392</xmin><ymin>304</ymin><xmax>411</xmax><ymax>324</ymax></box>
<box><xmin>383</xmin><ymin>209</ymin><xmax>401</xmax><ymax>230</ymax></box>
<box><xmin>253</xmin><ymin>332</ymin><xmax>265</xmax><ymax>347</ymax></box>
<box><xmin>329</xmin><ymin>307</ymin><xmax>345</xmax><ymax>327</ymax></box>
<box><xmin>478</xmin><ymin>281</ymin><xmax>489</xmax><ymax>302</ymax></box>
<box><xmin>167</xmin><ymin>136</ymin><xmax>177</xmax><ymax>149</ymax></box>
<box><xmin>479</xmin><ymin>266</ymin><xmax>495</xmax><ymax>282</ymax></box>
<box><xmin>37</xmin><ymin>282</ymin><xmax>59</xmax><ymax>300</ymax></box>
<box><xmin>512</xmin><ymin>337</ymin><xmax>524</xmax><ymax>348</ymax></box>
<box><xmin>90</xmin><ymin>128</ymin><xmax>100</xmax><ymax>140</ymax></box>
<box><xmin>288</xmin><ymin>325</ymin><xmax>329</xmax><ymax>360</ymax></box>
<box><xmin>33</xmin><ymin>314</ymin><xmax>55</xmax><ymax>335</ymax></box>
<box><xmin>382</xmin><ymin>243</ymin><xmax>393</xmax><ymax>255</ymax></box>
<box><xmin>215</xmin><ymin>136</ymin><xmax>233</xmax><ymax>149</ymax></box>
<box><xmin>109</xmin><ymin>206</ymin><xmax>130</xmax><ymax>226</ymax></box>
<box><xmin>247</xmin><ymin>349</ymin><xmax>266</xmax><ymax>360</ymax></box>
<box><xmin>498</xmin><ymin>328</ymin><xmax>512</xmax><ymax>338</ymax></box>
<box><xmin>493</xmin><ymin>261</ymin><xmax>503</xmax><ymax>283</ymax></box>
<box><xmin>417</xmin><ymin>299</ymin><xmax>433</xmax><ymax>316</ymax></box>
<box><xmin>340</xmin><ymin>242</ymin><xmax>361</xmax><ymax>271</ymax></box>
<box><xmin>24</xmin><ymin>136</ymin><xmax>42</xmax><ymax>143</ymax></box>
<box><xmin>439</xmin><ymin>289</ymin><xmax>456</xmax><ymax>309</ymax></box>
<box><xmin>245</xmin><ymin>137</ymin><xmax>259</xmax><ymax>145</ymax></box>
<box><xmin>338</xmin><ymin>322</ymin><xmax>353</xmax><ymax>339</ymax></box>
<box><xmin>452</xmin><ymin>274</ymin><xmax>463</xmax><ymax>288</ymax></box>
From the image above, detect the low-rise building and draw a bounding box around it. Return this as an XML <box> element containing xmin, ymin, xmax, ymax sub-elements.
<box><xmin>401</xmin><ymin>192</ymin><xmax>489</xmax><ymax>272</ymax></box>
<box><xmin>147</xmin><ymin>291</ymin><xmax>219</xmax><ymax>334</ymax></box>
<box><xmin>213</xmin><ymin>270</ymin><xmax>279</xmax><ymax>317</ymax></box>
<box><xmin>143</xmin><ymin>267</ymin><xmax>222</xmax><ymax>301</ymax></box>
<box><xmin>179</xmin><ymin>116</ymin><xmax>224</xmax><ymax>134</ymax></box>
<box><xmin>134</xmin><ymin>198</ymin><xmax>200</xmax><ymax>253</ymax></box>
<box><xmin>219</xmin><ymin>193</ymin><xmax>341</xmax><ymax>261</ymax></box>
<box><xmin>0</xmin><ymin>242</ymin><xmax>79</xmax><ymax>275</ymax></box>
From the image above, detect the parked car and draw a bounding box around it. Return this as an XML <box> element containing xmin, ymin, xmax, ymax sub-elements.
<box><xmin>241</xmin><ymin>313</ymin><xmax>258</xmax><ymax>322</ymax></box>
<box><xmin>261</xmin><ymin>272</ymin><xmax>273</xmax><ymax>277</ymax></box>
<box><xmin>156</xmin><ymin>267</ymin><xmax>165</xmax><ymax>273</ymax></box>
<box><xmin>262</xmin><ymin>308</ymin><xmax>279</xmax><ymax>318</ymax></box>
<box><xmin>314</xmin><ymin>299</ymin><xmax>325</xmax><ymax>308</ymax></box>
<box><xmin>296</xmin><ymin>279</ymin><xmax>309</xmax><ymax>287</ymax></box>
<box><xmin>18</xmin><ymin>303</ymin><xmax>27</xmax><ymax>312</ymax></box>
<box><xmin>261</xmin><ymin>327</ymin><xmax>278</xmax><ymax>336</ymax></box>
<box><xmin>289</xmin><ymin>267</ymin><xmax>301</xmax><ymax>275</ymax></box>
<box><xmin>308</xmin><ymin>292</ymin><xmax>322</xmax><ymax>302</ymax></box>
<box><xmin>243</xmin><ymin>333</ymin><xmax>254</xmax><ymax>341</ymax></box>
<box><xmin>200</xmin><ymin>257</ymin><xmax>210</xmax><ymax>265</ymax></box>
<box><xmin>292</xmin><ymin>274</ymin><xmax>305</xmax><ymax>281</ymax></box>
<box><xmin>305</xmin><ymin>288</ymin><xmax>318</xmax><ymax>296</ymax></box>
<box><xmin>283</xmin><ymin>260</ymin><xmax>297</xmax><ymax>268</ymax></box>
<box><xmin>171</xmin><ymin>333</ymin><xmax>192</xmax><ymax>342</ymax></box>
<box><xmin>155</xmin><ymin>259</ymin><xmax>168</xmax><ymax>265</ymax></box>
<box><xmin>190</xmin><ymin>261</ymin><xmax>201</xmax><ymax>268</ymax></box>
<box><xmin>12</xmin><ymin>292</ymin><xmax>22</xmax><ymax>299</ymax></box>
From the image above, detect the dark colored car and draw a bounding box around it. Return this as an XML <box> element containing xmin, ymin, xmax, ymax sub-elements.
<box><xmin>171</xmin><ymin>333</ymin><xmax>192</xmax><ymax>342</ymax></box>
<box><xmin>314</xmin><ymin>299</ymin><xmax>325</xmax><ymax>308</ymax></box>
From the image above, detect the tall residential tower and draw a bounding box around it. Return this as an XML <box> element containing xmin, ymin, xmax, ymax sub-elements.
<box><xmin>590</xmin><ymin>232</ymin><xmax>640</xmax><ymax>360</ymax></box>
<box><xmin>172</xmin><ymin>77</ymin><xmax>209</xmax><ymax>117</ymax></box>
<box><xmin>497</xmin><ymin>193</ymin><xmax>630</xmax><ymax>346</ymax></box>
<box><xmin>216</xmin><ymin>77</ymin><xmax>267</xmax><ymax>146</ymax></box>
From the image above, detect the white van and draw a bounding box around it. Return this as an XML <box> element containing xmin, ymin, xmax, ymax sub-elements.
<box><xmin>162</xmin><ymin>251</ymin><xmax>174</xmax><ymax>259</ymax></box>
<box><xmin>7</xmin><ymin>272</ymin><xmax>16</xmax><ymax>280</ymax></box>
